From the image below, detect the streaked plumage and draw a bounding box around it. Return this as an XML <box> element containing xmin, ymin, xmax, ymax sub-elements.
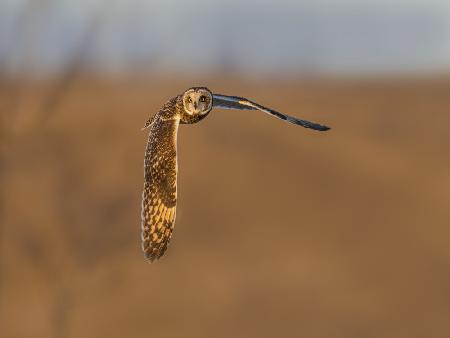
<box><xmin>141</xmin><ymin>87</ymin><xmax>329</xmax><ymax>261</ymax></box>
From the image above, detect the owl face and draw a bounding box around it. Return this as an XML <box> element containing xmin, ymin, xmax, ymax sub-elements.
<box><xmin>182</xmin><ymin>88</ymin><xmax>213</xmax><ymax>117</ymax></box>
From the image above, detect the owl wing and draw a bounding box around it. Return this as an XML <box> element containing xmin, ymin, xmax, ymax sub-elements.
<box><xmin>212</xmin><ymin>94</ymin><xmax>330</xmax><ymax>131</ymax></box>
<box><xmin>141</xmin><ymin>116</ymin><xmax>180</xmax><ymax>261</ymax></box>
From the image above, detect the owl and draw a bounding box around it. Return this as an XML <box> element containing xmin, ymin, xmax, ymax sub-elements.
<box><xmin>141</xmin><ymin>87</ymin><xmax>329</xmax><ymax>261</ymax></box>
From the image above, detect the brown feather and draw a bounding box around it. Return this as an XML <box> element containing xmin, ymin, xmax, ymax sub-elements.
<box><xmin>141</xmin><ymin>98</ymin><xmax>180</xmax><ymax>261</ymax></box>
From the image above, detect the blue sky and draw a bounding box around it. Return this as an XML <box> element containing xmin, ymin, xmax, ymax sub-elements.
<box><xmin>1</xmin><ymin>0</ymin><xmax>450</xmax><ymax>75</ymax></box>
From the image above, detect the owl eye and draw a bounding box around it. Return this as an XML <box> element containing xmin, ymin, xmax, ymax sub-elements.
<box><xmin>200</xmin><ymin>96</ymin><xmax>206</xmax><ymax>102</ymax></box>
<box><xmin>187</xmin><ymin>97</ymin><xmax>192</xmax><ymax>103</ymax></box>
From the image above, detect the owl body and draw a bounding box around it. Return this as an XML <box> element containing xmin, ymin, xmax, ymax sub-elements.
<box><xmin>141</xmin><ymin>87</ymin><xmax>329</xmax><ymax>261</ymax></box>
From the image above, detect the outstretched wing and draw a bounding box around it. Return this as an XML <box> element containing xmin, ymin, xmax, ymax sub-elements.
<box><xmin>141</xmin><ymin>116</ymin><xmax>180</xmax><ymax>261</ymax></box>
<box><xmin>212</xmin><ymin>94</ymin><xmax>330</xmax><ymax>131</ymax></box>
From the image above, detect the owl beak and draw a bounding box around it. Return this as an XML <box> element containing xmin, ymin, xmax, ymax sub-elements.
<box><xmin>193</xmin><ymin>102</ymin><xmax>198</xmax><ymax>109</ymax></box>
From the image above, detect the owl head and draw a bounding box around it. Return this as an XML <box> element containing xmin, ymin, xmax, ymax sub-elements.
<box><xmin>180</xmin><ymin>87</ymin><xmax>213</xmax><ymax>123</ymax></box>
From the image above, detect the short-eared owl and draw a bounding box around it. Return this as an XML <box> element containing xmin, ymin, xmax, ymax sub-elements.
<box><xmin>141</xmin><ymin>87</ymin><xmax>330</xmax><ymax>261</ymax></box>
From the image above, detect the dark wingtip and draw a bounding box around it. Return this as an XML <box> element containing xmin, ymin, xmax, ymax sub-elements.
<box><xmin>143</xmin><ymin>251</ymin><xmax>159</xmax><ymax>263</ymax></box>
<box><xmin>315</xmin><ymin>125</ymin><xmax>331</xmax><ymax>131</ymax></box>
<box><xmin>286</xmin><ymin>116</ymin><xmax>331</xmax><ymax>131</ymax></box>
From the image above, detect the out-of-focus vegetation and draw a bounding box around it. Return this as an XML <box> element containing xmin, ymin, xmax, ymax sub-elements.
<box><xmin>1</xmin><ymin>75</ymin><xmax>450</xmax><ymax>338</ymax></box>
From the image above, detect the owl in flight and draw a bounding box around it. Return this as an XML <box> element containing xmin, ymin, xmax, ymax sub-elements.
<box><xmin>141</xmin><ymin>87</ymin><xmax>330</xmax><ymax>261</ymax></box>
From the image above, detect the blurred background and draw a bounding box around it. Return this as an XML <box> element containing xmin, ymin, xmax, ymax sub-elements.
<box><xmin>1</xmin><ymin>1</ymin><xmax>450</xmax><ymax>338</ymax></box>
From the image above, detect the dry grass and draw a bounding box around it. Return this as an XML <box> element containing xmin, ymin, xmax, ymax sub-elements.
<box><xmin>1</xmin><ymin>75</ymin><xmax>450</xmax><ymax>338</ymax></box>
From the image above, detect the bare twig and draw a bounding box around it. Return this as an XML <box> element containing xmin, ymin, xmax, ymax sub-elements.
<box><xmin>36</xmin><ymin>0</ymin><xmax>116</xmax><ymax>125</ymax></box>
<box><xmin>0</xmin><ymin>2</ymin><xmax>114</xmax><ymax>337</ymax></box>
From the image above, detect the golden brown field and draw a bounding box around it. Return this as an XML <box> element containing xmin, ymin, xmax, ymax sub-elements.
<box><xmin>1</xmin><ymin>76</ymin><xmax>450</xmax><ymax>338</ymax></box>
